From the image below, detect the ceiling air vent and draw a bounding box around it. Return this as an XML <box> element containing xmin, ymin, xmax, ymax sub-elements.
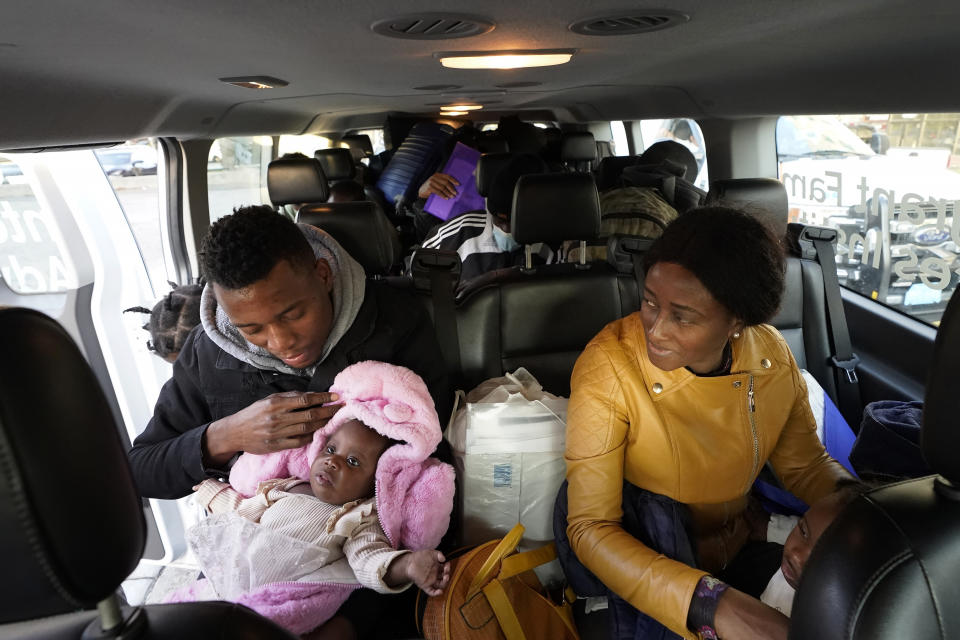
<box><xmin>372</xmin><ymin>14</ymin><xmax>495</xmax><ymax>40</ymax></box>
<box><xmin>569</xmin><ymin>11</ymin><xmax>689</xmax><ymax>36</ymax></box>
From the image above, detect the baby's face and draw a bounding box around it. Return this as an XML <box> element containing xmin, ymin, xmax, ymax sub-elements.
<box><xmin>781</xmin><ymin>492</ymin><xmax>847</xmax><ymax>589</ymax></box>
<box><xmin>310</xmin><ymin>419</ymin><xmax>389</xmax><ymax>505</ymax></box>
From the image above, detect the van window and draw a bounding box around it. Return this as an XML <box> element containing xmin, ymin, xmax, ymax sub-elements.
<box><xmin>0</xmin><ymin>156</ymin><xmax>78</xmax><ymax>295</ymax></box>
<box><xmin>278</xmin><ymin>134</ymin><xmax>334</xmax><ymax>157</ymax></box>
<box><xmin>208</xmin><ymin>136</ymin><xmax>273</xmax><ymax>222</ymax></box>
<box><xmin>94</xmin><ymin>141</ymin><xmax>165</xmax><ymax>292</ymax></box>
<box><xmin>610</xmin><ymin>121</ymin><xmax>629</xmax><ymax>156</ymax></box>
<box><xmin>637</xmin><ymin>118</ymin><xmax>709</xmax><ymax>190</ymax></box>
<box><xmin>777</xmin><ymin>114</ymin><xmax>960</xmax><ymax>326</ymax></box>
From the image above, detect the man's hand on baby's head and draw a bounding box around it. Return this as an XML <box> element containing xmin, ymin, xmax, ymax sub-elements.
<box><xmin>406</xmin><ymin>550</ymin><xmax>451</xmax><ymax>597</ymax></box>
<box><xmin>205</xmin><ymin>391</ymin><xmax>343</xmax><ymax>464</ymax></box>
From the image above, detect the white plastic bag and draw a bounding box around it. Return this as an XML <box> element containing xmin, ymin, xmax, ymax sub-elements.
<box><xmin>446</xmin><ymin>368</ymin><xmax>568</xmax><ymax>546</ymax></box>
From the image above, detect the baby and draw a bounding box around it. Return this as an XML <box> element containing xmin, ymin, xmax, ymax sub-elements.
<box><xmin>760</xmin><ymin>480</ymin><xmax>868</xmax><ymax>616</ymax></box>
<box><xmin>180</xmin><ymin>361</ymin><xmax>455</xmax><ymax>636</ymax></box>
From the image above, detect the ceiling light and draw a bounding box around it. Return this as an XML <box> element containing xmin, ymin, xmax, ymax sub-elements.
<box><xmin>443</xmin><ymin>104</ymin><xmax>483</xmax><ymax>111</ymax></box>
<box><xmin>219</xmin><ymin>76</ymin><xmax>289</xmax><ymax>90</ymax></box>
<box><xmin>437</xmin><ymin>49</ymin><xmax>575</xmax><ymax>70</ymax></box>
<box><xmin>440</xmin><ymin>111</ymin><xmax>468</xmax><ymax>116</ymax></box>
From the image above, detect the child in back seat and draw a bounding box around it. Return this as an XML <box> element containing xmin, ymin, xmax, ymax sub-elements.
<box><xmin>172</xmin><ymin>361</ymin><xmax>455</xmax><ymax>637</ymax></box>
<box><xmin>757</xmin><ymin>479</ymin><xmax>869</xmax><ymax>616</ymax></box>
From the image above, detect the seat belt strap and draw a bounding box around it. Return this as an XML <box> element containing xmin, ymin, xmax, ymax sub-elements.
<box><xmin>809</xmin><ymin>230</ymin><xmax>862</xmax><ymax>428</ymax></box>
<box><xmin>428</xmin><ymin>267</ymin><xmax>462</xmax><ymax>386</ymax></box>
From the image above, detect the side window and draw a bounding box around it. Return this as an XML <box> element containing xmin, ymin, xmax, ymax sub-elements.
<box><xmin>777</xmin><ymin>114</ymin><xmax>960</xmax><ymax>326</ymax></box>
<box><xmin>94</xmin><ymin>141</ymin><xmax>165</xmax><ymax>292</ymax></box>
<box><xmin>637</xmin><ymin>118</ymin><xmax>709</xmax><ymax>190</ymax></box>
<box><xmin>0</xmin><ymin>156</ymin><xmax>78</xmax><ymax>294</ymax></box>
<box><xmin>610</xmin><ymin>121</ymin><xmax>629</xmax><ymax>156</ymax></box>
<box><xmin>278</xmin><ymin>134</ymin><xmax>334</xmax><ymax>156</ymax></box>
<box><xmin>207</xmin><ymin>136</ymin><xmax>273</xmax><ymax>222</ymax></box>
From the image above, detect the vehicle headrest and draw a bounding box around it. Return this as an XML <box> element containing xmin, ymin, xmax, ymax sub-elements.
<box><xmin>297</xmin><ymin>201</ymin><xmax>400</xmax><ymax>275</ymax></box>
<box><xmin>314</xmin><ymin>148</ymin><xmax>356</xmax><ymax>182</ymax></box>
<box><xmin>560</xmin><ymin>132</ymin><xmax>598</xmax><ymax>163</ymax></box>
<box><xmin>706</xmin><ymin>178</ymin><xmax>788</xmax><ymax>238</ymax></box>
<box><xmin>268</xmin><ymin>157</ymin><xmax>329</xmax><ymax>206</ymax></box>
<box><xmin>922</xmin><ymin>290</ymin><xmax>960</xmax><ymax>484</ymax></box>
<box><xmin>512</xmin><ymin>172</ymin><xmax>600</xmax><ymax>245</ymax></box>
<box><xmin>341</xmin><ymin>134</ymin><xmax>373</xmax><ymax>157</ymax></box>
<box><xmin>476</xmin><ymin>152</ymin><xmax>514</xmax><ymax>198</ymax></box>
<box><xmin>0</xmin><ymin>308</ymin><xmax>145</xmax><ymax>621</ymax></box>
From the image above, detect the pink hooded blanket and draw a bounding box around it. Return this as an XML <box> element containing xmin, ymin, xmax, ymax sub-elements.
<box><xmin>171</xmin><ymin>361</ymin><xmax>455</xmax><ymax>634</ymax></box>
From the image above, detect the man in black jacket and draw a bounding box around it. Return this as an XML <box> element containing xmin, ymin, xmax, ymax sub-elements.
<box><xmin>129</xmin><ymin>205</ymin><xmax>451</xmax><ymax>499</ymax></box>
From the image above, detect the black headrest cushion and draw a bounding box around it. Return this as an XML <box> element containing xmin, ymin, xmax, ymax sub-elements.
<box><xmin>297</xmin><ymin>202</ymin><xmax>400</xmax><ymax>274</ymax></box>
<box><xmin>0</xmin><ymin>308</ymin><xmax>145</xmax><ymax>621</ymax></box>
<box><xmin>706</xmin><ymin>178</ymin><xmax>789</xmax><ymax>238</ymax></box>
<box><xmin>486</xmin><ymin>154</ymin><xmax>548</xmax><ymax>217</ymax></box>
<box><xmin>923</xmin><ymin>290</ymin><xmax>960</xmax><ymax>483</ymax></box>
<box><xmin>560</xmin><ymin>132</ymin><xmax>598</xmax><ymax>163</ymax></box>
<box><xmin>267</xmin><ymin>157</ymin><xmax>329</xmax><ymax>206</ymax></box>
<box><xmin>596</xmin><ymin>156</ymin><xmax>643</xmax><ymax>191</ymax></box>
<box><xmin>314</xmin><ymin>148</ymin><xmax>356</xmax><ymax>182</ymax></box>
<box><xmin>512</xmin><ymin>173</ymin><xmax>601</xmax><ymax>245</ymax></box>
<box><xmin>476</xmin><ymin>152</ymin><xmax>514</xmax><ymax>199</ymax></box>
<box><xmin>341</xmin><ymin>134</ymin><xmax>373</xmax><ymax>157</ymax></box>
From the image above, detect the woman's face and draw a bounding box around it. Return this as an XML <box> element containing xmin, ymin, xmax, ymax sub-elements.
<box><xmin>640</xmin><ymin>262</ymin><xmax>742</xmax><ymax>374</ymax></box>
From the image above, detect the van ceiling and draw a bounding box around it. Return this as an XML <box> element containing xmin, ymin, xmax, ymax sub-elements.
<box><xmin>1</xmin><ymin>0</ymin><xmax>957</xmax><ymax>148</ymax></box>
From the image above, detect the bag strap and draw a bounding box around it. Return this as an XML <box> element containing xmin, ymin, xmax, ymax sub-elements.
<box><xmin>466</xmin><ymin>523</ymin><xmax>525</xmax><ymax>598</ymax></box>
<box><xmin>498</xmin><ymin>542</ymin><xmax>558</xmax><ymax>581</ymax></box>
<box><xmin>483</xmin><ymin>579</ymin><xmax>527</xmax><ymax>640</ymax></box>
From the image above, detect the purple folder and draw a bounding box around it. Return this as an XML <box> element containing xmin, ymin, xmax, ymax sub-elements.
<box><xmin>424</xmin><ymin>142</ymin><xmax>485</xmax><ymax>222</ymax></box>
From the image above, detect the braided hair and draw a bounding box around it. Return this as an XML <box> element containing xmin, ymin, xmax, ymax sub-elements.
<box><xmin>124</xmin><ymin>282</ymin><xmax>203</xmax><ymax>361</ymax></box>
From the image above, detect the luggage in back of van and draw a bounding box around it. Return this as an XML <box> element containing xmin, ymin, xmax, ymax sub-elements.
<box><xmin>375</xmin><ymin>121</ymin><xmax>453</xmax><ymax>211</ymax></box>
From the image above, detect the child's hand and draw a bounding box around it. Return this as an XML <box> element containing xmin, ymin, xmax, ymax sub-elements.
<box><xmin>406</xmin><ymin>550</ymin><xmax>451</xmax><ymax>596</ymax></box>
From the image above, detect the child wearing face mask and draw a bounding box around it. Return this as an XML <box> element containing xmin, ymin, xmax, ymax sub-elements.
<box><xmin>173</xmin><ymin>361</ymin><xmax>456</xmax><ymax>637</ymax></box>
<box><xmin>759</xmin><ymin>479</ymin><xmax>869</xmax><ymax>616</ymax></box>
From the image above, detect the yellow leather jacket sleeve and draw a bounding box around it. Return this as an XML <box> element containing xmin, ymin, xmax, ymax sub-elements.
<box><xmin>565</xmin><ymin>341</ymin><xmax>705</xmax><ymax>639</ymax></box>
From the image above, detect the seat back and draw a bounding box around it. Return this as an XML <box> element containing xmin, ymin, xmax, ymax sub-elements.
<box><xmin>267</xmin><ymin>156</ymin><xmax>329</xmax><ymax>206</ymax></box>
<box><xmin>707</xmin><ymin>178</ymin><xmax>837</xmax><ymax>401</ymax></box>
<box><xmin>341</xmin><ymin>134</ymin><xmax>374</xmax><ymax>159</ymax></box>
<box><xmin>454</xmin><ymin>172</ymin><xmax>638</xmax><ymax>395</ymax></box>
<box><xmin>790</xmin><ymin>290</ymin><xmax>960</xmax><ymax>640</ymax></box>
<box><xmin>297</xmin><ymin>201</ymin><xmax>402</xmax><ymax>276</ymax></box>
<box><xmin>0</xmin><ymin>308</ymin><xmax>293</xmax><ymax>639</ymax></box>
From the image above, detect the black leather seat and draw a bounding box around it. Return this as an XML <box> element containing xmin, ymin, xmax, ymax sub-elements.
<box><xmin>454</xmin><ymin>172</ymin><xmax>639</xmax><ymax>395</ymax></box>
<box><xmin>267</xmin><ymin>156</ymin><xmax>329</xmax><ymax>207</ymax></box>
<box><xmin>0</xmin><ymin>307</ymin><xmax>294</xmax><ymax>640</ymax></box>
<box><xmin>790</xmin><ymin>289</ymin><xmax>960</xmax><ymax>640</ymax></box>
<box><xmin>298</xmin><ymin>201</ymin><xmax>402</xmax><ymax>276</ymax></box>
<box><xmin>341</xmin><ymin>134</ymin><xmax>374</xmax><ymax>162</ymax></box>
<box><xmin>475</xmin><ymin>152</ymin><xmax>515</xmax><ymax>199</ymax></box>
<box><xmin>314</xmin><ymin>147</ymin><xmax>358</xmax><ymax>183</ymax></box>
<box><xmin>596</xmin><ymin>155</ymin><xmax>644</xmax><ymax>191</ymax></box>
<box><xmin>560</xmin><ymin>132</ymin><xmax>598</xmax><ymax>173</ymax></box>
<box><xmin>707</xmin><ymin>178</ymin><xmax>838</xmax><ymax>403</ymax></box>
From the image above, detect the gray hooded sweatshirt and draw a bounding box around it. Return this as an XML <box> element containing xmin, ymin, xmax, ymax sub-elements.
<box><xmin>199</xmin><ymin>224</ymin><xmax>367</xmax><ymax>377</ymax></box>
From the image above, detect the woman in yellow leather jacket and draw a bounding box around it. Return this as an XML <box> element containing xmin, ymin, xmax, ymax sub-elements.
<box><xmin>563</xmin><ymin>207</ymin><xmax>852</xmax><ymax>639</ymax></box>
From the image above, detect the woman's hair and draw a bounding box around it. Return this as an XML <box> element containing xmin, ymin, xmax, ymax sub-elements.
<box><xmin>124</xmin><ymin>282</ymin><xmax>203</xmax><ymax>359</ymax></box>
<box><xmin>643</xmin><ymin>206</ymin><xmax>785</xmax><ymax>326</ymax></box>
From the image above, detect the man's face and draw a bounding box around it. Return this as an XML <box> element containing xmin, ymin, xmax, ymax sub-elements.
<box><xmin>310</xmin><ymin>419</ymin><xmax>389</xmax><ymax>504</ymax></box>
<box><xmin>781</xmin><ymin>492</ymin><xmax>847</xmax><ymax>589</ymax></box>
<box><xmin>214</xmin><ymin>258</ymin><xmax>334</xmax><ymax>369</ymax></box>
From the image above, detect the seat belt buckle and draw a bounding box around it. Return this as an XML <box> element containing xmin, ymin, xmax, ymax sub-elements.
<box><xmin>831</xmin><ymin>353</ymin><xmax>860</xmax><ymax>384</ymax></box>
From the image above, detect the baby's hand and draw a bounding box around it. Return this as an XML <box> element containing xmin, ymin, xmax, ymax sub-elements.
<box><xmin>406</xmin><ymin>550</ymin><xmax>451</xmax><ymax>596</ymax></box>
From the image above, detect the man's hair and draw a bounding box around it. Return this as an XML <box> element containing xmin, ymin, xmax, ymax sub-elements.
<box><xmin>124</xmin><ymin>282</ymin><xmax>202</xmax><ymax>359</ymax></box>
<box><xmin>671</xmin><ymin>119</ymin><xmax>694</xmax><ymax>140</ymax></box>
<box><xmin>199</xmin><ymin>205</ymin><xmax>315</xmax><ymax>290</ymax></box>
<box><xmin>487</xmin><ymin>153</ymin><xmax>548</xmax><ymax>218</ymax></box>
<box><xmin>643</xmin><ymin>206</ymin><xmax>785</xmax><ymax>326</ymax></box>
